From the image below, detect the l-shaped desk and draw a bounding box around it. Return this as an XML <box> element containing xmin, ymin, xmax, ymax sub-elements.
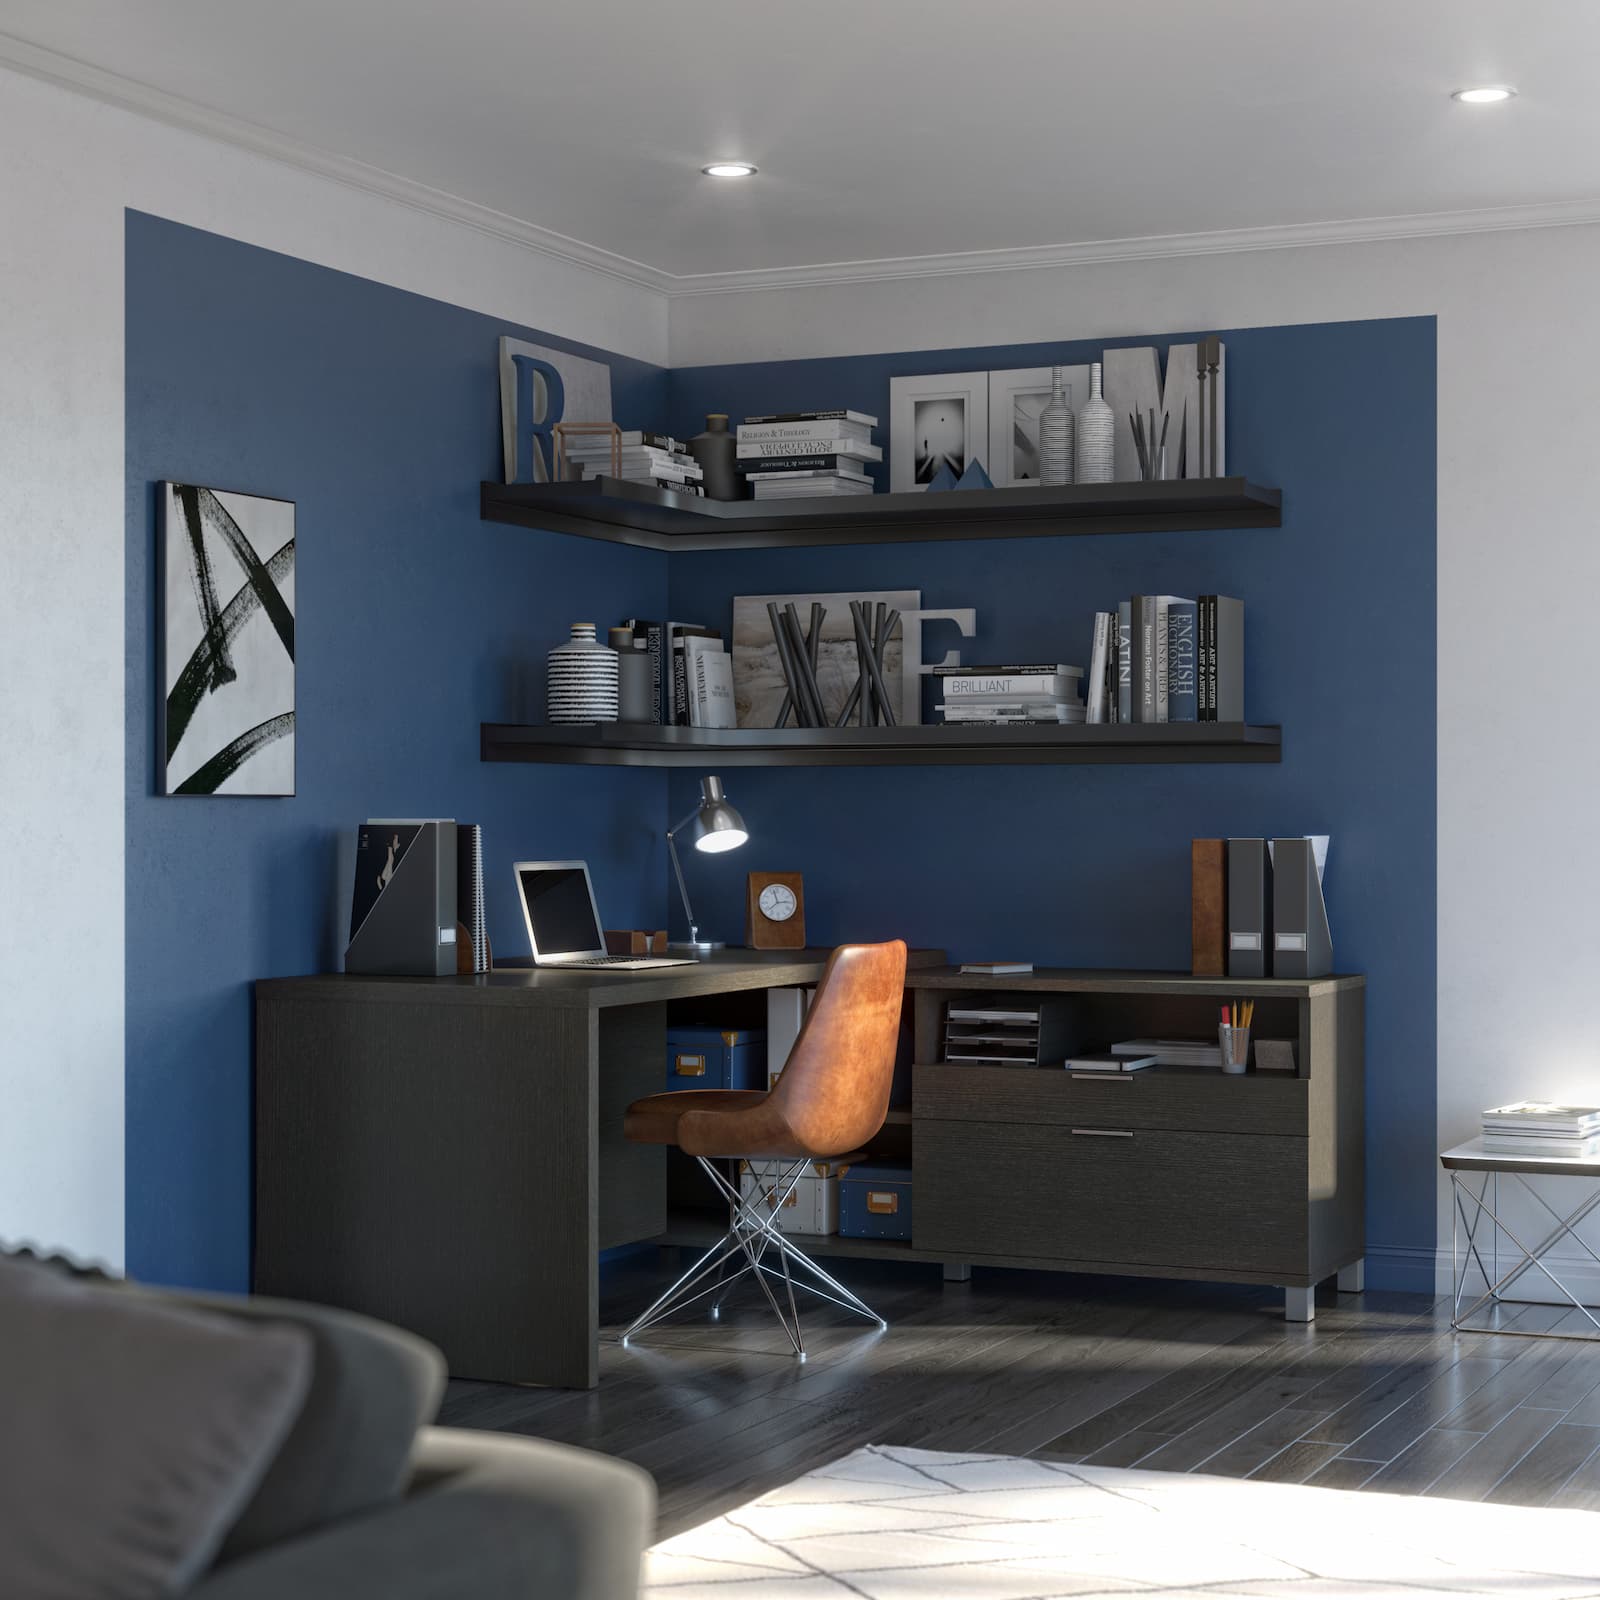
<box><xmin>254</xmin><ymin>950</ymin><xmax>944</xmax><ymax>1388</ymax></box>
<box><xmin>255</xmin><ymin>952</ymin><xmax>1363</xmax><ymax>1388</ymax></box>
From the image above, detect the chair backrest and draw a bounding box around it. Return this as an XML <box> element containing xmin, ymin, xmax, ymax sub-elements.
<box><xmin>765</xmin><ymin>941</ymin><xmax>907</xmax><ymax>1157</ymax></box>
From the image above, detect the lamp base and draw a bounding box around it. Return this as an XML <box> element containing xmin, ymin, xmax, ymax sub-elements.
<box><xmin>669</xmin><ymin>938</ymin><xmax>723</xmax><ymax>954</ymax></box>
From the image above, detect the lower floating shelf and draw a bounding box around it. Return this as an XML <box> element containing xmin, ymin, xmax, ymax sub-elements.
<box><xmin>660</xmin><ymin>1208</ymin><xmax>941</xmax><ymax>1265</ymax></box>
<box><xmin>481</xmin><ymin>722</ymin><xmax>1281</xmax><ymax>768</ymax></box>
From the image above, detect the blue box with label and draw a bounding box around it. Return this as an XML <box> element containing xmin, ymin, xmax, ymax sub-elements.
<box><xmin>666</xmin><ymin>1027</ymin><xmax>767</xmax><ymax>1091</ymax></box>
<box><xmin>838</xmin><ymin>1160</ymin><xmax>913</xmax><ymax>1241</ymax></box>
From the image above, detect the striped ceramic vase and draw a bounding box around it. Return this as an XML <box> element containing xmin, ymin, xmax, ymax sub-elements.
<box><xmin>1075</xmin><ymin>362</ymin><xmax>1116</xmax><ymax>484</ymax></box>
<box><xmin>1036</xmin><ymin>366</ymin><xmax>1075</xmax><ymax>485</ymax></box>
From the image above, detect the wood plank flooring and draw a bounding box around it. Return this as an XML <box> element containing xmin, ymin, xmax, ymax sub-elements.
<box><xmin>438</xmin><ymin>1252</ymin><xmax>1600</xmax><ymax>1539</ymax></box>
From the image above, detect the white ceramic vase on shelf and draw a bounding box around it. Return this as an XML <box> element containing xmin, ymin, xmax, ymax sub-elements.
<box><xmin>547</xmin><ymin>622</ymin><xmax>619</xmax><ymax>724</ymax></box>
<box><xmin>1075</xmin><ymin>362</ymin><xmax>1115</xmax><ymax>484</ymax></box>
<box><xmin>1036</xmin><ymin>366</ymin><xmax>1075</xmax><ymax>485</ymax></box>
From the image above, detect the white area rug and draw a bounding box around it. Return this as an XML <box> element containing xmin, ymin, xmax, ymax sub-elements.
<box><xmin>646</xmin><ymin>1444</ymin><xmax>1600</xmax><ymax>1598</ymax></box>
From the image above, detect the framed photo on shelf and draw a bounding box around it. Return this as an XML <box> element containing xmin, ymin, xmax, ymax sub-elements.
<box><xmin>986</xmin><ymin>365</ymin><xmax>1091</xmax><ymax>487</ymax></box>
<box><xmin>888</xmin><ymin>372</ymin><xmax>989</xmax><ymax>493</ymax></box>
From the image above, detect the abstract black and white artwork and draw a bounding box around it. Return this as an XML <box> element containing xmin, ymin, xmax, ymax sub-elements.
<box><xmin>160</xmin><ymin>483</ymin><xmax>295</xmax><ymax>796</ymax></box>
<box><xmin>888</xmin><ymin>372</ymin><xmax>989</xmax><ymax>493</ymax></box>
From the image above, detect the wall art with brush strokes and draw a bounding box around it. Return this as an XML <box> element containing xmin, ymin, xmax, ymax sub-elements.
<box><xmin>159</xmin><ymin>483</ymin><xmax>296</xmax><ymax>796</ymax></box>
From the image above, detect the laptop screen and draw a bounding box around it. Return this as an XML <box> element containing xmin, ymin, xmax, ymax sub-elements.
<box><xmin>517</xmin><ymin>865</ymin><xmax>603</xmax><ymax>958</ymax></box>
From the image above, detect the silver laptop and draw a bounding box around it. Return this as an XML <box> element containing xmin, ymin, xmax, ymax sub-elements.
<box><xmin>514</xmin><ymin>860</ymin><xmax>696</xmax><ymax>970</ymax></box>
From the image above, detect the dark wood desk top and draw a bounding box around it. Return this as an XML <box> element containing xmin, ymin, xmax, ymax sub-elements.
<box><xmin>906</xmin><ymin>966</ymin><xmax>1365</xmax><ymax>999</ymax></box>
<box><xmin>258</xmin><ymin>947</ymin><xmax>947</xmax><ymax>1010</ymax></box>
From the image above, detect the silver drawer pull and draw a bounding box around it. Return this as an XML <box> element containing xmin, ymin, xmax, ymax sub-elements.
<box><xmin>1070</xmin><ymin>1127</ymin><xmax>1134</xmax><ymax>1138</ymax></box>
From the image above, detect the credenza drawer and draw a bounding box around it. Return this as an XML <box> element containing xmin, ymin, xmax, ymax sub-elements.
<box><xmin>915</xmin><ymin>1119</ymin><xmax>1308</xmax><ymax>1274</ymax></box>
<box><xmin>915</xmin><ymin>1060</ymin><xmax>1306</xmax><ymax>1136</ymax></box>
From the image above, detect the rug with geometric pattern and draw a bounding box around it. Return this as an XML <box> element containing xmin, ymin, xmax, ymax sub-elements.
<box><xmin>645</xmin><ymin>1444</ymin><xmax>1600</xmax><ymax>1598</ymax></box>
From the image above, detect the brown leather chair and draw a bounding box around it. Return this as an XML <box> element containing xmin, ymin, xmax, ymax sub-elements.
<box><xmin>619</xmin><ymin>940</ymin><xmax>907</xmax><ymax>1358</ymax></box>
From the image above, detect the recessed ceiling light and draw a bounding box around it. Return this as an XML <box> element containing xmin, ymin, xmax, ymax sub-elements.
<box><xmin>1452</xmin><ymin>85</ymin><xmax>1516</xmax><ymax>104</ymax></box>
<box><xmin>702</xmin><ymin>162</ymin><xmax>757</xmax><ymax>179</ymax></box>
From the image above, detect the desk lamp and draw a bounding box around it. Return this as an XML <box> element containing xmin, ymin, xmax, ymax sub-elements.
<box><xmin>667</xmin><ymin>775</ymin><xmax>748</xmax><ymax>952</ymax></box>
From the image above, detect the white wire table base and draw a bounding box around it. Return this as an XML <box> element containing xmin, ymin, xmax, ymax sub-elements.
<box><xmin>617</xmin><ymin>1155</ymin><xmax>886</xmax><ymax>1360</ymax></box>
<box><xmin>1450</xmin><ymin>1166</ymin><xmax>1600</xmax><ymax>1340</ymax></box>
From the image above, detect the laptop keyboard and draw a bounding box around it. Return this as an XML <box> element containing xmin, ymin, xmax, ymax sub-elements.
<box><xmin>561</xmin><ymin>956</ymin><xmax>693</xmax><ymax>969</ymax></box>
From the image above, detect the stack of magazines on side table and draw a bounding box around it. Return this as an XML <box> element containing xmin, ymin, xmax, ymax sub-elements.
<box><xmin>1481</xmin><ymin>1102</ymin><xmax>1600</xmax><ymax>1159</ymax></box>
<box><xmin>736</xmin><ymin>410</ymin><xmax>881</xmax><ymax>498</ymax></box>
<box><xmin>934</xmin><ymin>663</ymin><xmax>1085</xmax><ymax>726</ymax></box>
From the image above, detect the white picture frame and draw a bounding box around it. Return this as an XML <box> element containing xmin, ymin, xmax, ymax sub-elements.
<box><xmin>986</xmin><ymin>365</ymin><xmax>1092</xmax><ymax>487</ymax></box>
<box><xmin>888</xmin><ymin>372</ymin><xmax>989</xmax><ymax>493</ymax></box>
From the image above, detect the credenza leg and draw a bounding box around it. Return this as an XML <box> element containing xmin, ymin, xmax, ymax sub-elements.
<box><xmin>1284</xmin><ymin>1285</ymin><xmax>1316</xmax><ymax>1323</ymax></box>
<box><xmin>943</xmin><ymin>1262</ymin><xmax>972</xmax><ymax>1283</ymax></box>
<box><xmin>1336</xmin><ymin>1258</ymin><xmax>1366</xmax><ymax>1293</ymax></box>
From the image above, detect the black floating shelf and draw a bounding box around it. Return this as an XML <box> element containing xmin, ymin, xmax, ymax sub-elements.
<box><xmin>481</xmin><ymin>722</ymin><xmax>1282</xmax><ymax>769</ymax></box>
<box><xmin>481</xmin><ymin>475</ymin><xmax>1282</xmax><ymax>552</ymax></box>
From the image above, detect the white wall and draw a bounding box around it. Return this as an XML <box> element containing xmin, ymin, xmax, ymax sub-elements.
<box><xmin>671</xmin><ymin>226</ymin><xmax>1600</xmax><ymax>1290</ymax></box>
<box><xmin>0</xmin><ymin>65</ymin><xmax>667</xmax><ymax>1270</ymax></box>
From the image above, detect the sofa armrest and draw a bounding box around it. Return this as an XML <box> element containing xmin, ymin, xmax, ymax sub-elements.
<box><xmin>190</xmin><ymin>1427</ymin><xmax>655</xmax><ymax>1600</ymax></box>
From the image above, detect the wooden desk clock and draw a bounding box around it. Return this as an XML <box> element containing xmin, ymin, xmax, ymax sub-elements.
<box><xmin>746</xmin><ymin>871</ymin><xmax>806</xmax><ymax>950</ymax></box>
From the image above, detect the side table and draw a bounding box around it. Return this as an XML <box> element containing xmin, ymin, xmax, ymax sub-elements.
<box><xmin>1441</xmin><ymin>1138</ymin><xmax>1600</xmax><ymax>1341</ymax></box>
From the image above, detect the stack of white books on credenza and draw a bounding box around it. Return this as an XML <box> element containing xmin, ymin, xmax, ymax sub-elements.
<box><xmin>737</xmin><ymin>410</ymin><xmax>881</xmax><ymax>498</ymax></box>
<box><xmin>1481</xmin><ymin>1102</ymin><xmax>1600</xmax><ymax>1158</ymax></box>
<box><xmin>1113</xmin><ymin>1038</ymin><xmax>1223</xmax><ymax>1068</ymax></box>
<box><xmin>561</xmin><ymin>430</ymin><xmax>705</xmax><ymax>495</ymax></box>
<box><xmin>933</xmin><ymin>663</ymin><xmax>1086</xmax><ymax>726</ymax></box>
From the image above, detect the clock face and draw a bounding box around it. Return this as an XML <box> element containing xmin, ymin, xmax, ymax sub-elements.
<box><xmin>759</xmin><ymin>884</ymin><xmax>798</xmax><ymax>922</ymax></box>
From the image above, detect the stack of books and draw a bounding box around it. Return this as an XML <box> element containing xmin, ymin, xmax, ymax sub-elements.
<box><xmin>1085</xmin><ymin>595</ymin><xmax>1243</xmax><ymax>725</ymax></box>
<box><xmin>621</xmin><ymin>619</ymin><xmax>735</xmax><ymax>726</ymax></box>
<box><xmin>1481</xmin><ymin>1103</ymin><xmax>1600</xmax><ymax>1159</ymax></box>
<box><xmin>933</xmin><ymin>663</ymin><xmax>1085</xmax><ymax>726</ymax></box>
<box><xmin>1113</xmin><ymin>1038</ymin><xmax>1222</xmax><ymax>1069</ymax></box>
<box><xmin>736</xmin><ymin>410</ymin><xmax>882</xmax><ymax>499</ymax></box>
<box><xmin>562</xmin><ymin>430</ymin><xmax>704</xmax><ymax>495</ymax></box>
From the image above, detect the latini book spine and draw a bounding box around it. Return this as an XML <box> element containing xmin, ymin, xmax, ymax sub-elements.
<box><xmin>1117</xmin><ymin>601</ymin><xmax>1133</xmax><ymax>724</ymax></box>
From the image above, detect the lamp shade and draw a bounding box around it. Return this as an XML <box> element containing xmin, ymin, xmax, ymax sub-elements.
<box><xmin>687</xmin><ymin>775</ymin><xmax>748</xmax><ymax>853</ymax></box>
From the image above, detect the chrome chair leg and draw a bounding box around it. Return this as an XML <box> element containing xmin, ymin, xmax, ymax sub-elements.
<box><xmin>618</xmin><ymin>1156</ymin><xmax>884</xmax><ymax>1354</ymax></box>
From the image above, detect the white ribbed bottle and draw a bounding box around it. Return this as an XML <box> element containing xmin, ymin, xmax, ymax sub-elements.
<box><xmin>1075</xmin><ymin>361</ymin><xmax>1116</xmax><ymax>484</ymax></box>
<box><xmin>547</xmin><ymin>622</ymin><xmax>619</xmax><ymax>724</ymax></box>
<box><xmin>1036</xmin><ymin>365</ymin><xmax>1075</xmax><ymax>485</ymax></box>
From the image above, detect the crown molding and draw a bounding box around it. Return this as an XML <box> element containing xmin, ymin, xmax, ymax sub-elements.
<box><xmin>665</xmin><ymin>197</ymin><xmax>1600</xmax><ymax>296</ymax></box>
<box><xmin>0</xmin><ymin>31</ymin><xmax>674</xmax><ymax>295</ymax></box>
<box><xmin>9</xmin><ymin>28</ymin><xmax>1600</xmax><ymax>305</ymax></box>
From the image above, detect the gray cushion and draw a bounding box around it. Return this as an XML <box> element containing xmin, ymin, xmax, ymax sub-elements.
<box><xmin>154</xmin><ymin>1291</ymin><xmax>446</xmax><ymax>1563</ymax></box>
<box><xmin>0</xmin><ymin>1258</ymin><xmax>311</xmax><ymax>1599</ymax></box>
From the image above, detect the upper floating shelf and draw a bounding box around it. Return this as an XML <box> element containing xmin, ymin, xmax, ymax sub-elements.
<box><xmin>480</xmin><ymin>475</ymin><xmax>1283</xmax><ymax>552</ymax></box>
<box><xmin>481</xmin><ymin>722</ymin><xmax>1282</xmax><ymax>769</ymax></box>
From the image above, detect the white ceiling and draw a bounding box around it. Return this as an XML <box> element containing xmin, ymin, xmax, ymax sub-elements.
<box><xmin>0</xmin><ymin>0</ymin><xmax>1591</xmax><ymax>282</ymax></box>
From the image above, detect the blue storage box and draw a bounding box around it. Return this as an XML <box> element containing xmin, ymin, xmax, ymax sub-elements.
<box><xmin>666</xmin><ymin>1027</ymin><xmax>767</xmax><ymax>1091</ymax></box>
<box><xmin>839</xmin><ymin>1161</ymin><xmax>913</xmax><ymax>1241</ymax></box>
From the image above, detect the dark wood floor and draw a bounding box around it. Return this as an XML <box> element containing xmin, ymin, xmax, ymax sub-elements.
<box><xmin>439</xmin><ymin>1251</ymin><xmax>1600</xmax><ymax>1539</ymax></box>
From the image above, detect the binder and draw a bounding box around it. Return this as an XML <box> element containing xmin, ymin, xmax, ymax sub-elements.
<box><xmin>1226</xmin><ymin>837</ymin><xmax>1271</xmax><ymax>979</ymax></box>
<box><xmin>1271</xmin><ymin>836</ymin><xmax>1332</xmax><ymax>979</ymax></box>
<box><xmin>346</xmin><ymin>819</ymin><xmax>458</xmax><ymax>977</ymax></box>
<box><xmin>1191</xmin><ymin>838</ymin><xmax>1227</xmax><ymax>977</ymax></box>
<box><xmin>457</xmin><ymin>822</ymin><xmax>489</xmax><ymax>974</ymax></box>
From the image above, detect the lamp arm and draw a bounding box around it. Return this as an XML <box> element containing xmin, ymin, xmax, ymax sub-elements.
<box><xmin>665</xmin><ymin>813</ymin><xmax>701</xmax><ymax>944</ymax></box>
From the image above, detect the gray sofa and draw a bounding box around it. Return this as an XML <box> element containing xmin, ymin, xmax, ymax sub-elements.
<box><xmin>0</xmin><ymin>1256</ymin><xmax>654</xmax><ymax>1598</ymax></box>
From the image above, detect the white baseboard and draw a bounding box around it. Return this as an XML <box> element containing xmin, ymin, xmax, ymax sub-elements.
<box><xmin>1363</xmin><ymin>1243</ymin><xmax>1600</xmax><ymax>1303</ymax></box>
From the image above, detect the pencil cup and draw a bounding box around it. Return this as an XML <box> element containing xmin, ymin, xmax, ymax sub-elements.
<box><xmin>1218</xmin><ymin>1023</ymin><xmax>1251</xmax><ymax>1074</ymax></box>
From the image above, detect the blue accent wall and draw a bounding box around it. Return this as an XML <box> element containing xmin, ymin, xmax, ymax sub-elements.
<box><xmin>125</xmin><ymin>213</ymin><xmax>672</xmax><ymax>1289</ymax></box>
<box><xmin>125</xmin><ymin>217</ymin><xmax>1436</xmax><ymax>1293</ymax></box>
<box><xmin>666</xmin><ymin>319</ymin><xmax>1437</xmax><ymax>1283</ymax></box>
